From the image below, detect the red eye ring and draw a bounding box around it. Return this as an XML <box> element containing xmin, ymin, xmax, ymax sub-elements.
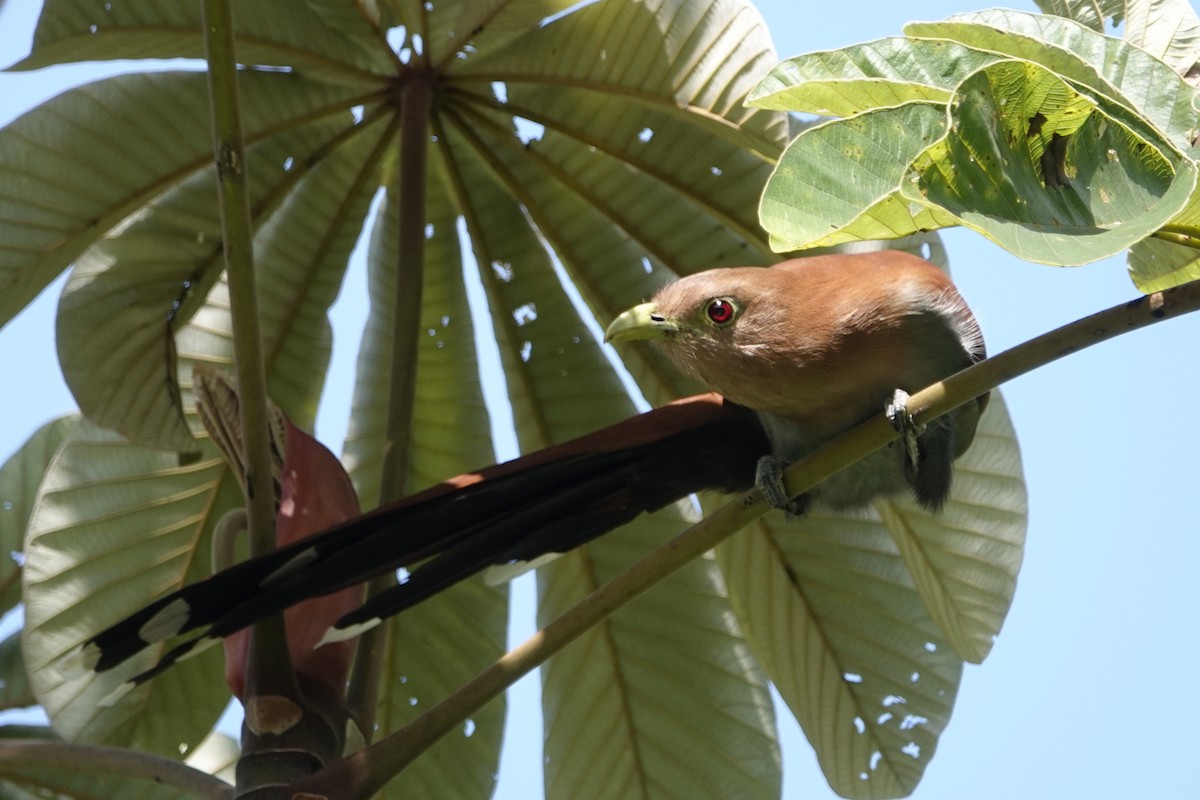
<box><xmin>705</xmin><ymin>298</ymin><xmax>736</xmax><ymax>325</ymax></box>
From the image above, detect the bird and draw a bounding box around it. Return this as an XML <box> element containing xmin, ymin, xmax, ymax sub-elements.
<box><xmin>71</xmin><ymin>250</ymin><xmax>987</xmax><ymax>686</ymax></box>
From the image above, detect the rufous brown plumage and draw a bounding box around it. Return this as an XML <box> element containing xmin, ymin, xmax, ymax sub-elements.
<box><xmin>74</xmin><ymin>250</ymin><xmax>987</xmax><ymax>685</ymax></box>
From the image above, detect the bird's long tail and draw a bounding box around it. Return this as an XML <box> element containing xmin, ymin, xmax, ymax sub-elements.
<box><xmin>78</xmin><ymin>393</ymin><xmax>767</xmax><ymax>684</ymax></box>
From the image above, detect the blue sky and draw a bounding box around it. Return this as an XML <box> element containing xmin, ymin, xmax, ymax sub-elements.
<box><xmin>3</xmin><ymin>1</ymin><xmax>1199</xmax><ymax>798</ymax></box>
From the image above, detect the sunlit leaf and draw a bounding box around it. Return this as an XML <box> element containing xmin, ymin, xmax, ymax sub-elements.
<box><xmin>0</xmin><ymin>415</ymin><xmax>76</xmax><ymax>615</ymax></box>
<box><xmin>21</xmin><ymin>418</ymin><xmax>235</xmax><ymax>755</ymax></box>
<box><xmin>1125</xmin><ymin>0</ymin><xmax>1200</xmax><ymax>74</ymax></box>
<box><xmin>759</xmin><ymin>102</ymin><xmax>957</xmax><ymax>251</ymax></box>
<box><xmin>1033</xmin><ymin>0</ymin><xmax>1127</xmax><ymax>30</ymax></box>
<box><xmin>747</xmin><ymin>37</ymin><xmax>996</xmax><ymax>116</ymax></box>
<box><xmin>14</xmin><ymin>0</ymin><xmax>392</xmax><ymax>78</ymax></box>
<box><xmin>905</xmin><ymin>9</ymin><xmax>1200</xmax><ymax>151</ymax></box>
<box><xmin>1128</xmin><ymin>183</ymin><xmax>1200</xmax><ymax>290</ymax></box>
<box><xmin>183</xmin><ymin>731</ymin><xmax>238</xmax><ymax>784</ymax></box>
<box><xmin>901</xmin><ymin>59</ymin><xmax>1196</xmax><ymax>265</ymax></box>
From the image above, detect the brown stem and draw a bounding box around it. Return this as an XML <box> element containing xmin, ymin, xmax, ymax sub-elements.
<box><xmin>346</xmin><ymin>75</ymin><xmax>435</xmax><ymax>746</ymax></box>
<box><xmin>378</xmin><ymin>76</ymin><xmax>433</xmax><ymax>503</ymax></box>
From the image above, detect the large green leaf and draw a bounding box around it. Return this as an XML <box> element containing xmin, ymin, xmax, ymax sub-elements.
<box><xmin>22</xmin><ymin>202</ymin><xmax>347</xmax><ymax>754</ymax></box>
<box><xmin>55</xmin><ymin>100</ymin><xmax>378</xmax><ymax>452</ymax></box>
<box><xmin>0</xmin><ymin>631</ymin><xmax>35</xmax><ymax>711</ymax></box>
<box><xmin>440</xmin><ymin>103</ymin><xmax>781</xmax><ymax>797</ymax></box>
<box><xmin>901</xmin><ymin>59</ymin><xmax>1196</xmax><ymax>265</ymax></box>
<box><xmin>21</xmin><ymin>417</ymin><xmax>236</xmax><ymax>756</ymax></box>
<box><xmin>540</xmin><ymin>515</ymin><xmax>781</xmax><ymax>800</ymax></box>
<box><xmin>747</xmin><ymin>37</ymin><xmax>998</xmax><ymax>117</ymax></box>
<box><xmin>1125</xmin><ymin>0</ymin><xmax>1200</xmax><ymax>72</ymax></box>
<box><xmin>752</xmin><ymin>7</ymin><xmax>1200</xmax><ymax>264</ymax></box>
<box><xmin>0</xmin><ymin>71</ymin><xmax>367</xmax><ymax>331</ymax></box>
<box><xmin>716</xmin><ymin>396</ymin><xmax>1025</xmax><ymax>799</ymax></box>
<box><xmin>12</xmin><ymin>0</ymin><xmax>393</xmax><ymax>78</ymax></box>
<box><xmin>905</xmin><ymin>9</ymin><xmax>1200</xmax><ymax>152</ymax></box>
<box><xmin>371</xmin><ymin>578</ymin><xmax>507</xmax><ymax>800</ymax></box>
<box><xmin>0</xmin><ymin>415</ymin><xmax>77</xmax><ymax>616</ymax></box>
<box><xmin>758</xmin><ymin>103</ymin><xmax>958</xmax><ymax>251</ymax></box>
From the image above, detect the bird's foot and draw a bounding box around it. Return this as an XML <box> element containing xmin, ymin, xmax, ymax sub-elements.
<box><xmin>886</xmin><ymin>389</ymin><xmax>924</xmax><ymax>469</ymax></box>
<box><xmin>755</xmin><ymin>456</ymin><xmax>809</xmax><ymax>516</ymax></box>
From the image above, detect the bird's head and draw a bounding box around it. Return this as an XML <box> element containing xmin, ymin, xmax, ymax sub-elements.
<box><xmin>604</xmin><ymin>266</ymin><xmax>802</xmax><ymax>407</ymax></box>
<box><xmin>603</xmin><ymin>253</ymin><xmax>986</xmax><ymax>430</ymax></box>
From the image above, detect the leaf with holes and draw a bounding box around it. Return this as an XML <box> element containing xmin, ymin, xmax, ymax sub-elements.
<box><xmin>715</xmin><ymin>396</ymin><xmax>1025</xmax><ymax>799</ymax></box>
<box><xmin>901</xmin><ymin>59</ymin><xmax>1196</xmax><ymax>265</ymax></box>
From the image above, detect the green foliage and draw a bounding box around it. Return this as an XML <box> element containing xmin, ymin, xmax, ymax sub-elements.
<box><xmin>0</xmin><ymin>0</ymin><xmax>792</xmax><ymax>797</ymax></box>
<box><xmin>21</xmin><ymin>0</ymin><xmax>1184</xmax><ymax>797</ymax></box>
<box><xmin>753</xmin><ymin>6</ymin><xmax>1200</xmax><ymax>288</ymax></box>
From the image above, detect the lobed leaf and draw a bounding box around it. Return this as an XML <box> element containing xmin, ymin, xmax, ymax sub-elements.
<box><xmin>55</xmin><ymin>107</ymin><xmax>379</xmax><ymax>452</ymax></box>
<box><xmin>0</xmin><ymin>71</ymin><xmax>368</xmax><ymax>332</ymax></box>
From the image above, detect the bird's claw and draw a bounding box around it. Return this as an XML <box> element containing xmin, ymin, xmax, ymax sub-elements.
<box><xmin>886</xmin><ymin>389</ymin><xmax>923</xmax><ymax>469</ymax></box>
<box><xmin>755</xmin><ymin>456</ymin><xmax>808</xmax><ymax>516</ymax></box>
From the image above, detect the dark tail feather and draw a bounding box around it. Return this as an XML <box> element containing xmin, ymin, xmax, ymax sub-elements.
<box><xmin>85</xmin><ymin>394</ymin><xmax>767</xmax><ymax>678</ymax></box>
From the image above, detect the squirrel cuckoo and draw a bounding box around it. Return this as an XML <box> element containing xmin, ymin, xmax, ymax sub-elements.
<box><xmin>71</xmin><ymin>250</ymin><xmax>987</xmax><ymax>685</ymax></box>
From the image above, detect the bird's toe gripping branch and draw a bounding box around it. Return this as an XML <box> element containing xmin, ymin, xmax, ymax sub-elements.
<box><xmin>886</xmin><ymin>388</ymin><xmax>924</xmax><ymax>469</ymax></box>
<box><xmin>754</xmin><ymin>455</ymin><xmax>810</xmax><ymax>516</ymax></box>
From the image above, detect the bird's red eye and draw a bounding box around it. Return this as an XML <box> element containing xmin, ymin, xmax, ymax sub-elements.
<box><xmin>705</xmin><ymin>298</ymin><xmax>736</xmax><ymax>325</ymax></box>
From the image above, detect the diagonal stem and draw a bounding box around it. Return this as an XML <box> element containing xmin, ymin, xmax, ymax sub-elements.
<box><xmin>1153</xmin><ymin>226</ymin><xmax>1200</xmax><ymax>250</ymax></box>
<box><xmin>288</xmin><ymin>276</ymin><xmax>1200</xmax><ymax>798</ymax></box>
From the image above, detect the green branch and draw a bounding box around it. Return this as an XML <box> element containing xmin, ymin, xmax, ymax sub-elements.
<box><xmin>199</xmin><ymin>0</ymin><xmax>297</xmax><ymax>737</ymax></box>
<box><xmin>1154</xmin><ymin>225</ymin><xmax>1200</xmax><ymax>250</ymax></box>
<box><xmin>287</xmin><ymin>275</ymin><xmax>1200</xmax><ymax>799</ymax></box>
